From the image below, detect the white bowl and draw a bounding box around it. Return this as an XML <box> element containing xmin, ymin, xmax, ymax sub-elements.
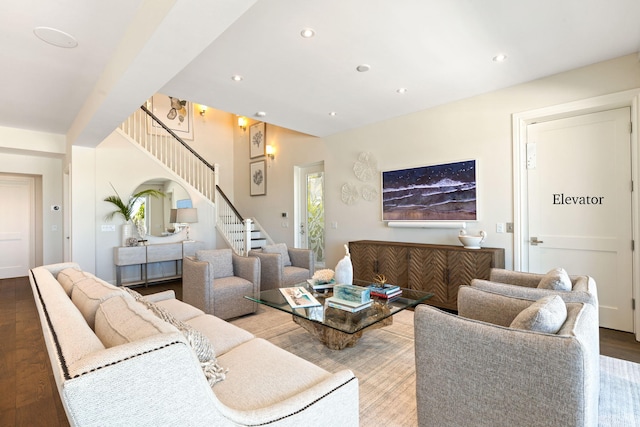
<box><xmin>458</xmin><ymin>230</ymin><xmax>486</xmax><ymax>249</ymax></box>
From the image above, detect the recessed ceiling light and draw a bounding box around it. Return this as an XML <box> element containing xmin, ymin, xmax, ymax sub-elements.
<box><xmin>231</xmin><ymin>75</ymin><xmax>243</xmax><ymax>81</ymax></box>
<box><xmin>33</xmin><ymin>26</ymin><xmax>78</xmax><ymax>48</ymax></box>
<box><xmin>492</xmin><ymin>53</ymin><xmax>508</xmax><ymax>62</ymax></box>
<box><xmin>396</xmin><ymin>88</ymin><xmax>408</xmax><ymax>94</ymax></box>
<box><xmin>356</xmin><ymin>64</ymin><xmax>371</xmax><ymax>72</ymax></box>
<box><xmin>300</xmin><ymin>28</ymin><xmax>315</xmax><ymax>38</ymax></box>
<box><xmin>329</xmin><ymin>112</ymin><xmax>337</xmax><ymax>116</ymax></box>
<box><xmin>255</xmin><ymin>111</ymin><xmax>267</xmax><ymax>117</ymax></box>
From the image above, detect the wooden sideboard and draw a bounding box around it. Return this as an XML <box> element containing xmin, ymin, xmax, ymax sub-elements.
<box><xmin>114</xmin><ymin>241</ymin><xmax>203</xmax><ymax>286</ymax></box>
<box><xmin>349</xmin><ymin>240</ymin><xmax>505</xmax><ymax>311</ymax></box>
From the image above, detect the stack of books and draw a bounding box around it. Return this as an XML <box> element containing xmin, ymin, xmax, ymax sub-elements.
<box><xmin>367</xmin><ymin>283</ymin><xmax>402</xmax><ymax>299</ymax></box>
<box><xmin>325</xmin><ymin>296</ymin><xmax>373</xmax><ymax>313</ymax></box>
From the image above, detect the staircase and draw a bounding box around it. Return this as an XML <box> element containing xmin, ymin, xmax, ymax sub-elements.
<box><xmin>118</xmin><ymin>105</ymin><xmax>273</xmax><ymax>255</ymax></box>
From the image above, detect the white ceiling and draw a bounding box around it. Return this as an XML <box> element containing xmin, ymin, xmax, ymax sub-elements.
<box><xmin>2</xmin><ymin>0</ymin><xmax>640</xmax><ymax>143</ymax></box>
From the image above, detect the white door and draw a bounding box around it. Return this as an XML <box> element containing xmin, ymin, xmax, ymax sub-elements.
<box><xmin>526</xmin><ymin>107</ymin><xmax>633</xmax><ymax>331</ymax></box>
<box><xmin>296</xmin><ymin>162</ymin><xmax>325</xmax><ymax>268</ymax></box>
<box><xmin>0</xmin><ymin>174</ymin><xmax>35</xmax><ymax>278</ymax></box>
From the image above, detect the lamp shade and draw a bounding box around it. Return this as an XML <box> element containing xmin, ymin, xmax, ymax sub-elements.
<box><xmin>176</xmin><ymin>208</ymin><xmax>198</xmax><ymax>224</ymax></box>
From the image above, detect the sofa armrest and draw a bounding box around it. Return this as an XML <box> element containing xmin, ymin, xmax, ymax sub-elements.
<box><xmin>142</xmin><ymin>290</ymin><xmax>176</xmax><ymax>303</ymax></box>
<box><xmin>288</xmin><ymin>248</ymin><xmax>314</xmax><ymax>272</ymax></box>
<box><xmin>249</xmin><ymin>250</ymin><xmax>283</xmax><ymax>290</ymax></box>
<box><xmin>212</xmin><ymin>369</ymin><xmax>359</xmax><ymax>426</ymax></box>
<box><xmin>63</xmin><ymin>334</ymin><xmax>225</xmax><ymax>425</ymax></box>
<box><xmin>182</xmin><ymin>256</ymin><xmax>214</xmax><ymax>313</ymax></box>
<box><xmin>414</xmin><ymin>304</ymin><xmax>598</xmax><ymax>427</ymax></box>
<box><xmin>232</xmin><ymin>254</ymin><xmax>260</xmax><ymax>290</ymax></box>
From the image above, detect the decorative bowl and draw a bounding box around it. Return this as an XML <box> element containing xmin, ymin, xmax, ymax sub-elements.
<box><xmin>458</xmin><ymin>230</ymin><xmax>487</xmax><ymax>249</ymax></box>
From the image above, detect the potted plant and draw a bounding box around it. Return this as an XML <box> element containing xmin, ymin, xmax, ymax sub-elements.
<box><xmin>104</xmin><ymin>184</ymin><xmax>164</xmax><ymax>245</ymax></box>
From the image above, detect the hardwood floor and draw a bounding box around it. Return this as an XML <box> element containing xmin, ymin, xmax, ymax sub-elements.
<box><xmin>2</xmin><ymin>276</ymin><xmax>639</xmax><ymax>426</ymax></box>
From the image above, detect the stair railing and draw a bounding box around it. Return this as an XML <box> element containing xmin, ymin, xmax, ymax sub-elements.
<box><xmin>119</xmin><ymin>105</ymin><xmax>274</xmax><ymax>255</ymax></box>
<box><xmin>119</xmin><ymin>105</ymin><xmax>217</xmax><ymax>204</ymax></box>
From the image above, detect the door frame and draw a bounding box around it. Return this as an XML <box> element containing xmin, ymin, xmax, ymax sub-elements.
<box><xmin>512</xmin><ymin>88</ymin><xmax>640</xmax><ymax>339</ymax></box>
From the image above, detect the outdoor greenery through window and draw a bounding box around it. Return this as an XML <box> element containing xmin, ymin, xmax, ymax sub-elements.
<box><xmin>306</xmin><ymin>171</ymin><xmax>325</xmax><ymax>265</ymax></box>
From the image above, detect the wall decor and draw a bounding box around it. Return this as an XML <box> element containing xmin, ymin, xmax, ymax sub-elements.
<box><xmin>341</xmin><ymin>183</ymin><xmax>359</xmax><ymax>205</ymax></box>
<box><xmin>250</xmin><ymin>160</ymin><xmax>267</xmax><ymax>196</ymax></box>
<box><xmin>382</xmin><ymin>159</ymin><xmax>477</xmax><ymax>221</ymax></box>
<box><xmin>353</xmin><ymin>152</ymin><xmax>377</xmax><ymax>182</ymax></box>
<box><xmin>250</xmin><ymin>122</ymin><xmax>266</xmax><ymax>158</ymax></box>
<box><xmin>147</xmin><ymin>94</ymin><xmax>194</xmax><ymax>140</ymax></box>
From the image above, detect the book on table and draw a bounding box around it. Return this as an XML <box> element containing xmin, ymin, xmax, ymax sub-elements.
<box><xmin>279</xmin><ymin>286</ymin><xmax>321</xmax><ymax>309</ymax></box>
<box><xmin>367</xmin><ymin>283</ymin><xmax>402</xmax><ymax>299</ymax></box>
<box><xmin>325</xmin><ymin>296</ymin><xmax>373</xmax><ymax>313</ymax></box>
<box><xmin>307</xmin><ymin>278</ymin><xmax>335</xmax><ymax>291</ymax></box>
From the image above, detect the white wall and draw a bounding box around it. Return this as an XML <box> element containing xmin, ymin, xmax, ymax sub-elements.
<box><xmin>0</xmin><ymin>126</ymin><xmax>65</xmax><ymax>266</ymax></box>
<box><xmin>233</xmin><ymin>53</ymin><xmax>640</xmax><ymax>270</ymax></box>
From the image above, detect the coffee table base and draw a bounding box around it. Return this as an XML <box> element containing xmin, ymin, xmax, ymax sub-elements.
<box><xmin>293</xmin><ymin>315</ymin><xmax>393</xmax><ymax>350</ymax></box>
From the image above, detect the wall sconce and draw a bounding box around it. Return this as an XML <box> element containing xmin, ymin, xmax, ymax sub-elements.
<box><xmin>199</xmin><ymin>105</ymin><xmax>207</xmax><ymax>116</ymax></box>
<box><xmin>266</xmin><ymin>145</ymin><xmax>275</xmax><ymax>166</ymax></box>
<box><xmin>237</xmin><ymin>116</ymin><xmax>248</xmax><ymax>132</ymax></box>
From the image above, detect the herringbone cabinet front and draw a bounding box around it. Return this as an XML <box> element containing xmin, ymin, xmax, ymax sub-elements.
<box><xmin>349</xmin><ymin>240</ymin><xmax>505</xmax><ymax>310</ymax></box>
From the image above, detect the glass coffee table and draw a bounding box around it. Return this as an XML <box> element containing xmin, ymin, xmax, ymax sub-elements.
<box><xmin>245</xmin><ymin>283</ymin><xmax>432</xmax><ymax>350</ymax></box>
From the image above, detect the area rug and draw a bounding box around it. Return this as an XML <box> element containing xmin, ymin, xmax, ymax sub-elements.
<box><xmin>231</xmin><ymin>307</ymin><xmax>640</xmax><ymax>427</ymax></box>
<box><xmin>599</xmin><ymin>355</ymin><xmax>640</xmax><ymax>426</ymax></box>
<box><xmin>231</xmin><ymin>306</ymin><xmax>418</xmax><ymax>426</ymax></box>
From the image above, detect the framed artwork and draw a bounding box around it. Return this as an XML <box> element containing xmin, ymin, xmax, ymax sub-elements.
<box><xmin>381</xmin><ymin>159</ymin><xmax>477</xmax><ymax>221</ymax></box>
<box><xmin>250</xmin><ymin>160</ymin><xmax>267</xmax><ymax>196</ymax></box>
<box><xmin>250</xmin><ymin>122</ymin><xmax>266</xmax><ymax>158</ymax></box>
<box><xmin>147</xmin><ymin>94</ymin><xmax>194</xmax><ymax>140</ymax></box>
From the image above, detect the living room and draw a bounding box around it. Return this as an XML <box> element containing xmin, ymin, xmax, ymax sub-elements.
<box><xmin>2</xmin><ymin>1</ymin><xmax>640</xmax><ymax>425</ymax></box>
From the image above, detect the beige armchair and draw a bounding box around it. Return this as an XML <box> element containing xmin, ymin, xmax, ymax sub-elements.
<box><xmin>182</xmin><ymin>249</ymin><xmax>260</xmax><ymax>320</ymax></box>
<box><xmin>471</xmin><ymin>268</ymin><xmax>598</xmax><ymax>306</ymax></box>
<box><xmin>414</xmin><ymin>286</ymin><xmax>600</xmax><ymax>427</ymax></box>
<box><xmin>249</xmin><ymin>243</ymin><xmax>314</xmax><ymax>291</ymax></box>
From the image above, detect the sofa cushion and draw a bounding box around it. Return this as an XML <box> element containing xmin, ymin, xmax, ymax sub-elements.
<box><xmin>510</xmin><ymin>295</ymin><xmax>568</xmax><ymax>334</ymax></box>
<box><xmin>95</xmin><ymin>295</ymin><xmax>177</xmax><ymax>347</ymax></box>
<box><xmin>197</xmin><ymin>249</ymin><xmax>234</xmax><ymax>278</ymax></box>
<box><xmin>155</xmin><ymin>299</ymin><xmax>205</xmax><ymax>322</ymax></box>
<box><xmin>57</xmin><ymin>267</ymin><xmax>93</xmax><ymax>296</ymax></box>
<box><xmin>263</xmin><ymin>243</ymin><xmax>292</xmax><ymax>267</ymax></box>
<box><xmin>72</xmin><ymin>278</ymin><xmax>127</xmax><ymax>329</ymax></box>
<box><xmin>186</xmin><ymin>314</ymin><xmax>254</xmax><ymax>356</ymax></box>
<box><xmin>216</xmin><ymin>338</ymin><xmax>331</xmax><ymax>410</ymax></box>
<box><xmin>538</xmin><ymin>267</ymin><xmax>572</xmax><ymax>291</ymax></box>
<box><xmin>139</xmin><ymin>299</ymin><xmax>227</xmax><ymax>386</ymax></box>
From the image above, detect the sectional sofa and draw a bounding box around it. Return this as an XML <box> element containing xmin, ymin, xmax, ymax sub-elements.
<box><xmin>29</xmin><ymin>262</ymin><xmax>359</xmax><ymax>426</ymax></box>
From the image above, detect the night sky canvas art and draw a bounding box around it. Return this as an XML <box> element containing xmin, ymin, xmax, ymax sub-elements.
<box><xmin>382</xmin><ymin>160</ymin><xmax>477</xmax><ymax>221</ymax></box>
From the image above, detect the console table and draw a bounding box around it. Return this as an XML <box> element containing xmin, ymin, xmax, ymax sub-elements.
<box><xmin>114</xmin><ymin>241</ymin><xmax>203</xmax><ymax>286</ymax></box>
<box><xmin>349</xmin><ymin>240</ymin><xmax>505</xmax><ymax>311</ymax></box>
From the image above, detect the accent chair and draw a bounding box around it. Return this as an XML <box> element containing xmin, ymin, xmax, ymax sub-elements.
<box><xmin>414</xmin><ymin>285</ymin><xmax>600</xmax><ymax>427</ymax></box>
<box><xmin>249</xmin><ymin>243</ymin><xmax>314</xmax><ymax>291</ymax></box>
<box><xmin>183</xmin><ymin>248</ymin><xmax>260</xmax><ymax>320</ymax></box>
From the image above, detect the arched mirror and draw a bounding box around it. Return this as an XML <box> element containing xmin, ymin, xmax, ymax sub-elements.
<box><xmin>132</xmin><ymin>179</ymin><xmax>191</xmax><ymax>237</ymax></box>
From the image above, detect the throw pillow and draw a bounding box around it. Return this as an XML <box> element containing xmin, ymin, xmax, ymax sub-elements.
<box><xmin>72</xmin><ymin>278</ymin><xmax>127</xmax><ymax>329</ymax></box>
<box><xmin>57</xmin><ymin>267</ymin><xmax>92</xmax><ymax>296</ymax></box>
<box><xmin>196</xmin><ymin>249</ymin><xmax>234</xmax><ymax>278</ymax></box>
<box><xmin>138</xmin><ymin>298</ymin><xmax>227</xmax><ymax>386</ymax></box>
<box><xmin>538</xmin><ymin>267</ymin><xmax>572</xmax><ymax>291</ymax></box>
<box><xmin>95</xmin><ymin>295</ymin><xmax>176</xmax><ymax>347</ymax></box>
<box><xmin>510</xmin><ymin>295</ymin><xmax>568</xmax><ymax>334</ymax></box>
<box><xmin>263</xmin><ymin>243</ymin><xmax>292</xmax><ymax>267</ymax></box>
